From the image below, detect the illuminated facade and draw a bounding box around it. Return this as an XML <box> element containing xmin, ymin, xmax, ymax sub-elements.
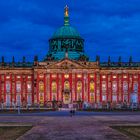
<box><xmin>0</xmin><ymin>6</ymin><xmax>140</xmax><ymax>107</ymax></box>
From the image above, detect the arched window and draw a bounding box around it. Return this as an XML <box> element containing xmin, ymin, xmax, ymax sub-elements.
<box><xmin>51</xmin><ymin>81</ymin><xmax>57</xmax><ymax>93</ymax></box>
<box><xmin>90</xmin><ymin>81</ymin><xmax>94</xmax><ymax>93</ymax></box>
<box><xmin>77</xmin><ymin>81</ymin><xmax>82</xmax><ymax>100</ymax></box>
<box><xmin>64</xmin><ymin>81</ymin><xmax>70</xmax><ymax>90</ymax></box>
<box><xmin>39</xmin><ymin>82</ymin><xmax>44</xmax><ymax>92</ymax></box>
<box><xmin>77</xmin><ymin>81</ymin><xmax>82</xmax><ymax>93</ymax></box>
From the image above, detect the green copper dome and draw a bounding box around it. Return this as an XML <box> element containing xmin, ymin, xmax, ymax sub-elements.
<box><xmin>44</xmin><ymin>5</ymin><xmax>89</xmax><ymax>61</ymax></box>
<box><xmin>52</xmin><ymin>26</ymin><xmax>82</xmax><ymax>39</ymax></box>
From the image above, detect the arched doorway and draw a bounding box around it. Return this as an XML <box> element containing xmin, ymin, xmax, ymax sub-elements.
<box><xmin>63</xmin><ymin>81</ymin><xmax>71</xmax><ymax>104</ymax></box>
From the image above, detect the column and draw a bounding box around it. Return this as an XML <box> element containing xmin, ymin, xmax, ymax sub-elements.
<box><xmin>110</xmin><ymin>74</ymin><xmax>113</xmax><ymax>102</ymax></box>
<box><xmin>4</xmin><ymin>74</ymin><xmax>6</xmax><ymax>102</ymax></box>
<box><xmin>62</xmin><ymin>73</ymin><xmax>64</xmax><ymax>101</ymax></box>
<box><xmin>56</xmin><ymin>73</ymin><xmax>58</xmax><ymax>101</ymax></box>
<box><xmin>69</xmin><ymin>73</ymin><xmax>72</xmax><ymax>101</ymax></box>
<box><xmin>87</xmin><ymin>74</ymin><xmax>90</xmax><ymax>102</ymax></box>
<box><xmin>58</xmin><ymin>74</ymin><xmax>62</xmax><ymax>101</ymax></box>
<box><xmin>106</xmin><ymin>74</ymin><xmax>108</xmax><ymax>102</ymax></box>
<box><xmin>32</xmin><ymin>74</ymin><xmax>34</xmax><ymax>104</ymax></box>
<box><xmin>50</xmin><ymin>73</ymin><xmax>52</xmax><ymax>101</ymax></box>
<box><xmin>82</xmin><ymin>73</ymin><xmax>84</xmax><ymax>101</ymax></box>
<box><xmin>128</xmin><ymin>74</ymin><xmax>130</xmax><ymax>103</ymax></box>
<box><xmin>99</xmin><ymin>74</ymin><xmax>102</xmax><ymax>102</ymax></box>
<box><xmin>10</xmin><ymin>74</ymin><xmax>12</xmax><ymax>105</ymax></box>
<box><xmin>138</xmin><ymin>74</ymin><xmax>140</xmax><ymax>103</ymax></box>
<box><xmin>44</xmin><ymin>74</ymin><xmax>46</xmax><ymax>104</ymax></box>
<box><xmin>21</xmin><ymin>75</ymin><xmax>23</xmax><ymax>105</ymax></box>
<box><xmin>75</xmin><ymin>73</ymin><xmax>77</xmax><ymax>101</ymax></box>
<box><xmin>25</xmin><ymin>75</ymin><xmax>27</xmax><ymax>104</ymax></box>
<box><xmin>36</xmin><ymin>73</ymin><xmax>39</xmax><ymax>103</ymax></box>
<box><xmin>94</xmin><ymin>73</ymin><xmax>97</xmax><ymax>103</ymax></box>
<box><xmin>72</xmin><ymin>73</ymin><xmax>75</xmax><ymax>101</ymax></box>
<box><xmin>117</xmin><ymin>74</ymin><xmax>119</xmax><ymax>102</ymax></box>
<box><xmin>121</xmin><ymin>74</ymin><xmax>124</xmax><ymax>102</ymax></box>
<box><xmin>14</xmin><ymin>75</ymin><xmax>16</xmax><ymax>103</ymax></box>
<box><xmin>0</xmin><ymin>75</ymin><xmax>1</xmax><ymax>102</ymax></box>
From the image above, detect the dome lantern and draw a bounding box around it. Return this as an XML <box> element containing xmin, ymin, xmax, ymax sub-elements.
<box><xmin>64</xmin><ymin>5</ymin><xmax>69</xmax><ymax>26</ymax></box>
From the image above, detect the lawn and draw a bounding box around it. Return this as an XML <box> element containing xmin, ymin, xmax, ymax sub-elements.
<box><xmin>111</xmin><ymin>126</ymin><xmax>140</xmax><ymax>140</ymax></box>
<box><xmin>0</xmin><ymin>126</ymin><xmax>32</xmax><ymax>140</ymax></box>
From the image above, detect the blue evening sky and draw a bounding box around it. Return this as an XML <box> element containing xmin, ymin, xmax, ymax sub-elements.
<box><xmin>0</xmin><ymin>0</ymin><xmax>140</xmax><ymax>62</ymax></box>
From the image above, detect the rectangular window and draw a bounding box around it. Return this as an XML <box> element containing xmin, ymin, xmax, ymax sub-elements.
<box><xmin>102</xmin><ymin>95</ymin><xmax>106</xmax><ymax>101</ymax></box>
<box><xmin>16</xmin><ymin>83</ymin><xmax>21</xmax><ymax>92</ymax></box>
<box><xmin>27</xmin><ymin>95</ymin><xmax>32</xmax><ymax>105</ymax></box>
<box><xmin>112</xmin><ymin>95</ymin><xmax>117</xmax><ymax>101</ymax></box>
<box><xmin>16</xmin><ymin>95</ymin><xmax>21</xmax><ymax>106</ymax></box>
<box><xmin>112</xmin><ymin>82</ymin><xmax>117</xmax><ymax>92</ymax></box>
<box><xmin>6</xmin><ymin>82</ymin><xmax>10</xmax><ymax>93</ymax></box>
<box><xmin>27</xmin><ymin>83</ymin><xmax>32</xmax><ymax>92</ymax></box>
<box><xmin>6</xmin><ymin>95</ymin><xmax>10</xmax><ymax>106</ymax></box>
<box><xmin>133</xmin><ymin>83</ymin><xmax>138</xmax><ymax>93</ymax></box>
<box><xmin>102</xmin><ymin>82</ymin><xmax>106</xmax><ymax>91</ymax></box>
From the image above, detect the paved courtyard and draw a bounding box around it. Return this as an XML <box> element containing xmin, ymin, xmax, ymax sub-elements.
<box><xmin>0</xmin><ymin>111</ymin><xmax>140</xmax><ymax>140</ymax></box>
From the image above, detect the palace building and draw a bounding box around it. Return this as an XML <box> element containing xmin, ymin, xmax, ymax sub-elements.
<box><xmin>0</xmin><ymin>6</ymin><xmax>140</xmax><ymax>107</ymax></box>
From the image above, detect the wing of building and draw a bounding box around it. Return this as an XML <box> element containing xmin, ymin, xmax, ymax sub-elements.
<box><xmin>0</xmin><ymin>6</ymin><xmax>140</xmax><ymax>108</ymax></box>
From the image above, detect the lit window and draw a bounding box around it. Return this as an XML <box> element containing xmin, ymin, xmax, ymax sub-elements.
<box><xmin>102</xmin><ymin>75</ymin><xmax>106</xmax><ymax>79</ymax></box>
<box><xmin>52</xmin><ymin>74</ymin><xmax>56</xmax><ymax>78</ymax></box>
<box><xmin>90</xmin><ymin>93</ymin><xmax>94</xmax><ymax>102</ymax></box>
<box><xmin>113</xmin><ymin>75</ymin><xmax>116</xmax><ymax>79</ymax></box>
<box><xmin>17</xmin><ymin>76</ymin><xmax>21</xmax><ymax>79</ymax></box>
<box><xmin>90</xmin><ymin>81</ymin><xmax>94</xmax><ymax>93</ymax></box>
<box><xmin>123</xmin><ymin>75</ymin><xmax>127</xmax><ymax>78</ymax></box>
<box><xmin>52</xmin><ymin>81</ymin><xmax>57</xmax><ymax>93</ymax></box>
<box><xmin>64</xmin><ymin>81</ymin><xmax>70</xmax><ymax>90</ymax></box>
<box><xmin>64</xmin><ymin>74</ymin><xmax>69</xmax><ymax>79</ymax></box>
<box><xmin>77</xmin><ymin>81</ymin><xmax>82</xmax><ymax>93</ymax></box>
<box><xmin>90</xmin><ymin>74</ymin><xmax>94</xmax><ymax>78</ymax></box>
<box><xmin>39</xmin><ymin>82</ymin><xmax>44</xmax><ymax>92</ymax></box>
<box><xmin>27</xmin><ymin>83</ymin><xmax>32</xmax><ymax>92</ymax></box>
<box><xmin>28</xmin><ymin>76</ymin><xmax>31</xmax><ymax>79</ymax></box>
<box><xmin>134</xmin><ymin>75</ymin><xmax>138</xmax><ymax>79</ymax></box>
<box><xmin>39</xmin><ymin>74</ymin><xmax>44</xmax><ymax>78</ymax></box>
<box><xmin>6</xmin><ymin>76</ymin><xmax>10</xmax><ymax>79</ymax></box>
<box><xmin>77</xmin><ymin>74</ymin><xmax>82</xmax><ymax>78</ymax></box>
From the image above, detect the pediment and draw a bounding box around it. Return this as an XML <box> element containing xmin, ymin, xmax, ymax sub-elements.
<box><xmin>44</xmin><ymin>59</ymin><xmax>88</xmax><ymax>69</ymax></box>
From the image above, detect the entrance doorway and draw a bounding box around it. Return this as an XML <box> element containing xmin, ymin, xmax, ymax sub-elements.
<box><xmin>63</xmin><ymin>90</ymin><xmax>71</xmax><ymax>104</ymax></box>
